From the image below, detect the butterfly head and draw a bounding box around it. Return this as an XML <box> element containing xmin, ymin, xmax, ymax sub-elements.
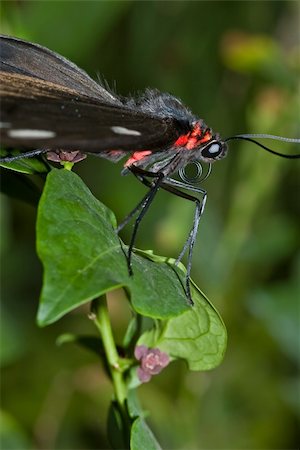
<box><xmin>174</xmin><ymin>120</ymin><xmax>228</xmax><ymax>163</ymax></box>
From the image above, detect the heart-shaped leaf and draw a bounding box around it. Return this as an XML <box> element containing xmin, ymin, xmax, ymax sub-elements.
<box><xmin>137</xmin><ymin>282</ymin><xmax>227</xmax><ymax>371</ymax></box>
<box><xmin>36</xmin><ymin>169</ymin><xmax>189</xmax><ymax>325</ymax></box>
<box><xmin>36</xmin><ymin>168</ymin><xmax>226</xmax><ymax>373</ymax></box>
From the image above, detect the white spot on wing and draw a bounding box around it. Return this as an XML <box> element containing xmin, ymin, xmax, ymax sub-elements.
<box><xmin>7</xmin><ymin>129</ymin><xmax>56</xmax><ymax>139</ymax></box>
<box><xmin>111</xmin><ymin>126</ymin><xmax>141</xmax><ymax>136</ymax></box>
<box><xmin>0</xmin><ymin>122</ymin><xmax>11</xmax><ymax>128</ymax></box>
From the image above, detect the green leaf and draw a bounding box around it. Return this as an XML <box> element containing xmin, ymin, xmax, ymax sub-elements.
<box><xmin>0</xmin><ymin>150</ymin><xmax>49</xmax><ymax>174</ymax></box>
<box><xmin>128</xmin><ymin>251</ymin><xmax>189</xmax><ymax>319</ymax></box>
<box><xmin>137</xmin><ymin>282</ymin><xmax>227</xmax><ymax>371</ymax></box>
<box><xmin>130</xmin><ymin>418</ymin><xmax>162</xmax><ymax>450</ymax></box>
<box><xmin>127</xmin><ymin>389</ymin><xmax>144</xmax><ymax>420</ymax></box>
<box><xmin>36</xmin><ymin>169</ymin><xmax>226</xmax><ymax>369</ymax></box>
<box><xmin>123</xmin><ymin>315</ymin><xmax>140</xmax><ymax>349</ymax></box>
<box><xmin>36</xmin><ymin>169</ymin><xmax>189</xmax><ymax>326</ymax></box>
<box><xmin>107</xmin><ymin>401</ymin><xmax>129</xmax><ymax>450</ymax></box>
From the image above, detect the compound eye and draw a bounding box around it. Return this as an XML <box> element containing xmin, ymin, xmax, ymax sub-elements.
<box><xmin>201</xmin><ymin>142</ymin><xmax>223</xmax><ymax>159</ymax></box>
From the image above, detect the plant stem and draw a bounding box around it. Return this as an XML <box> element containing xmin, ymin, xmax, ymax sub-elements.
<box><xmin>62</xmin><ymin>161</ymin><xmax>74</xmax><ymax>171</ymax></box>
<box><xmin>92</xmin><ymin>295</ymin><xmax>130</xmax><ymax>444</ymax></box>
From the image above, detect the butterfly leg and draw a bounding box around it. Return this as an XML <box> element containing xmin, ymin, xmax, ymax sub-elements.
<box><xmin>0</xmin><ymin>148</ymin><xmax>46</xmax><ymax>162</ymax></box>
<box><xmin>159</xmin><ymin>181</ymin><xmax>206</xmax><ymax>305</ymax></box>
<box><xmin>180</xmin><ymin>192</ymin><xmax>206</xmax><ymax>304</ymax></box>
<box><xmin>117</xmin><ymin>165</ymin><xmax>207</xmax><ymax>305</ymax></box>
<box><xmin>116</xmin><ymin>175</ymin><xmax>158</xmax><ymax>233</ymax></box>
<box><xmin>117</xmin><ymin>170</ymin><xmax>165</xmax><ymax>276</ymax></box>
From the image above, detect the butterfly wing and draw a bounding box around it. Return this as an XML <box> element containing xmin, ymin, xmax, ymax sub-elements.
<box><xmin>0</xmin><ymin>35</ymin><xmax>181</xmax><ymax>153</ymax></box>
<box><xmin>0</xmin><ymin>34</ymin><xmax>121</xmax><ymax>103</ymax></box>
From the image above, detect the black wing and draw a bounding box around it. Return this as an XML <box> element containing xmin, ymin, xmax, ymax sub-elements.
<box><xmin>0</xmin><ymin>35</ymin><xmax>181</xmax><ymax>152</ymax></box>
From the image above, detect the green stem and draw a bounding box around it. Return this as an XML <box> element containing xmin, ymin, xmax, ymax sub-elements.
<box><xmin>62</xmin><ymin>161</ymin><xmax>74</xmax><ymax>171</ymax></box>
<box><xmin>92</xmin><ymin>296</ymin><xmax>131</xmax><ymax>445</ymax></box>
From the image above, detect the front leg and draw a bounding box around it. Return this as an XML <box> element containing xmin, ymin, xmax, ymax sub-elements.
<box><xmin>117</xmin><ymin>167</ymin><xmax>165</xmax><ymax>276</ymax></box>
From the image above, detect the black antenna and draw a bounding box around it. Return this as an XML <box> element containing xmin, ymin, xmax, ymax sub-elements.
<box><xmin>225</xmin><ymin>134</ymin><xmax>300</xmax><ymax>159</ymax></box>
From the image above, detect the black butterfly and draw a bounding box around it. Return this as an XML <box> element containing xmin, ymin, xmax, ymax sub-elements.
<box><xmin>1</xmin><ymin>35</ymin><xmax>299</xmax><ymax>304</ymax></box>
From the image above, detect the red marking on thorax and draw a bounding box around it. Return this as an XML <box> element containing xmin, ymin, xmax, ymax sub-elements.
<box><xmin>123</xmin><ymin>122</ymin><xmax>213</xmax><ymax>169</ymax></box>
<box><xmin>124</xmin><ymin>150</ymin><xmax>152</xmax><ymax>167</ymax></box>
<box><xmin>174</xmin><ymin>134</ymin><xmax>189</xmax><ymax>147</ymax></box>
<box><xmin>175</xmin><ymin>122</ymin><xmax>212</xmax><ymax>150</ymax></box>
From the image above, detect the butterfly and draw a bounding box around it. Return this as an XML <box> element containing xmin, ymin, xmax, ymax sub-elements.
<box><xmin>1</xmin><ymin>35</ymin><xmax>299</xmax><ymax>304</ymax></box>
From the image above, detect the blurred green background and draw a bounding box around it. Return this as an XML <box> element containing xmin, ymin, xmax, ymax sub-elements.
<box><xmin>1</xmin><ymin>1</ymin><xmax>299</xmax><ymax>449</ymax></box>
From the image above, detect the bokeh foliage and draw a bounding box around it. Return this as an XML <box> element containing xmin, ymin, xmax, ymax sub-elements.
<box><xmin>1</xmin><ymin>1</ymin><xmax>299</xmax><ymax>449</ymax></box>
